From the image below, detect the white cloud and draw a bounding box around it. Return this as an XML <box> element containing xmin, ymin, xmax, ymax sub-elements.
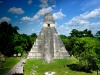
<box><xmin>28</xmin><ymin>0</ymin><xmax>33</xmax><ymax>5</ymax></box>
<box><xmin>21</xmin><ymin>7</ymin><xmax>53</xmax><ymax>21</ymax></box>
<box><xmin>37</xmin><ymin>7</ymin><xmax>52</xmax><ymax>15</ymax></box>
<box><xmin>81</xmin><ymin>8</ymin><xmax>100</xmax><ymax>19</ymax></box>
<box><xmin>39</xmin><ymin>0</ymin><xmax>48</xmax><ymax>8</ymax></box>
<box><xmin>53</xmin><ymin>9</ymin><xmax>66</xmax><ymax>20</ymax></box>
<box><xmin>0</xmin><ymin>17</ymin><xmax>11</xmax><ymax>23</ymax></box>
<box><xmin>57</xmin><ymin>24</ymin><xmax>71</xmax><ymax>35</ymax></box>
<box><xmin>66</xmin><ymin>17</ymin><xmax>89</xmax><ymax>26</ymax></box>
<box><xmin>8</xmin><ymin>7</ymin><xmax>24</xmax><ymax>14</ymax></box>
<box><xmin>57</xmin><ymin>8</ymin><xmax>100</xmax><ymax>36</ymax></box>
<box><xmin>58</xmin><ymin>25</ymin><xmax>65</xmax><ymax>30</ymax></box>
<box><xmin>21</xmin><ymin>16</ymin><xmax>31</xmax><ymax>21</ymax></box>
<box><xmin>33</xmin><ymin>6</ymin><xmax>53</xmax><ymax>20</ymax></box>
<box><xmin>39</xmin><ymin>0</ymin><xmax>56</xmax><ymax>8</ymax></box>
<box><xmin>65</xmin><ymin>8</ymin><xmax>100</xmax><ymax>27</ymax></box>
<box><xmin>32</xmin><ymin>15</ymin><xmax>39</xmax><ymax>21</ymax></box>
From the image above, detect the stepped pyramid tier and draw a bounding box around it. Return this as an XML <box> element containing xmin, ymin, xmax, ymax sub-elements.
<box><xmin>27</xmin><ymin>13</ymin><xmax>70</xmax><ymax>62</ymax></box>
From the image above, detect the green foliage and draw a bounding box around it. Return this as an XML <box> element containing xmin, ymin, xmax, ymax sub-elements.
<box><xmin>70</xmin><ymin>29</ymin><xmax>79</xmax><ymax>37</ymax></box>
<box><xmin>70</xmin><ymin>29</ymin><xmax>93</xmax><ymax>37</ymax></box>
<box><xmin>14</xmin><ymin>46</ymin><xmax>23</xmax><ymax>54</ymax></box>
<box><xmin>13</xmin><ymin>33</ymin><xmax>37</xmax><ymax>54</ymax></box>
<box><xmin>60</xmin><ymin>35</ymin><xmax>69</xmax><ymax>46</ymax></box>
<box><xmin>31</xmin><ymin>33</ymin><xmax>37</xmax><ymax>37</ymax></box>
<box><xmin>60</xmin><ymin>29</ymin><xmax>100</xmax><ymax>74</ymax></box>
<box><xmin>0</xmin><ymin>22</ymin><xmax>19</xmax><ymax>56</ymax></box>
<box><xmin>96</xmin><ymin>31</ymin><xmax>100</xmax><ymax>36</ymax></box>
<box><xmin>0</xmin><ymin>22</ymin><xmax>37</xmax><ymax>56</ymax></box>
<box><xmin>65</xmin><ymin>37</ymin><xmax>100</xmax><ymax>74</ymax></box>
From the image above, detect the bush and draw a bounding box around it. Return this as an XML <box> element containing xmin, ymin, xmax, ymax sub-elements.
<box><xmin>14</xmin><ymin>46</ymin><xmax>23</xmax><ymax>54</ymax></box>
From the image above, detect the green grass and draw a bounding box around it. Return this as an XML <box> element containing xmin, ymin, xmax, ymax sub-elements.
<box><xmin>24</xmin><ymin>57</ymin><xmax>99</xmax><ymax>75</ymax></box>
<box><xmin>0</xmin><ymin>57</ymin><xmax>22</xmax><ymax>75</ymax></box>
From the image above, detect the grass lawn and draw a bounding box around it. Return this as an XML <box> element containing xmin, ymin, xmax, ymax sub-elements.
<box><xmin>24</xmin><ymin>57</ymin><xmax>99</xmax><ymax>75</ymax></box>
<box><xmin>0</xmin><ymin>57</ymin><xmax>22</xmax><ymax>75</ymax></box>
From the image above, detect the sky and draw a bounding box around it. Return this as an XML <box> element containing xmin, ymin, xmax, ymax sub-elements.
<box><xmin>0</xmin><ymin>0</ymin><xmax>100</xmax><ymax>36</ymax></box>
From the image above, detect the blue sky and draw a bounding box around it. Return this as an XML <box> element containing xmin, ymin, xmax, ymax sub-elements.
<box><xmin>0</xmin><ymin>0</ymin><xmax>100</xmax><ymax>36</ymax></box>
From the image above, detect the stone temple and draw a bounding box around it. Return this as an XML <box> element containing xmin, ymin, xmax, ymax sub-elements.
<box><xmin>27</xmin><ymin>13</ymin><xmax>70</xmax><ymax>63</ymax></box>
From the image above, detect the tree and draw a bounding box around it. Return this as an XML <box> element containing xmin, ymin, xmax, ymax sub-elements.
<box><xmin>65</xmin><ymin>37</ymin><xmax>78</xmax><ymax>55</ymax></box>
<box><xmin>14</xmin><ymin>46</ymin><xmax>23</xmax><ymax>54</ymax></box>
<box><xmin>31</xmin><ymin>33</ymin><xmax>37</xmax><ymax>37</ymax></box>
<box><xmin>30</xmin><ymin>33</ymin><xmax>37</xmax><ymax>45</ymax></box>
<box><xmin>72</xmin><ymin>38</ymin><xmax>85</xmax><ymax>57</ymax></box>
<box><xmin>83</xmin><ymin>29</ymin><xmax>93</xmax><ymax>37</ymax></box>
<box><xmin>60</xmin><ymin>35</ymin><xmax>68</xmax><ymax>46</ymax></box>
<box><xmin>79</xmin><ymin>37</ymin><xmax>100</xmax><ymax>74</ymax></box>
<box><xmin>96</xmin><ymin>31</ymin><xmax>100</xmax><ymax>36</ymax></box>
<box><xmin>0</xmin><ymin>22</ymin><xmax>19</xmax><ymax>56</ymax></box>
<box><xmin>70</xmin><ymin>29</ymin><xmax>93</xmax><ymax>37</ymax></box>
<box><xmin>67</xmin><ymin>36</ymin><xmax>100</xmax><ymax>74</ymax></box>
<box><xmin>70</xmin><ymin>29</ymin><xmax>79</xmax><ymax>37</ymax></box>
<box><xmin>0</xmin><ymin>22</ymin><xmax>37</xmax><ymax>56</ymax></box>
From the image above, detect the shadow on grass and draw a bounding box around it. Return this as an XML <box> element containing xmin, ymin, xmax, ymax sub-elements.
<box><xmin>67</xmin><ymin>64</ymin><xmax>92</xmax><ymax>73</ymax></box>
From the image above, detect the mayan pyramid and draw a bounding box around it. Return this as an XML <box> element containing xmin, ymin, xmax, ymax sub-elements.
<box><xmin>27</xmin><ymin>13</ymin><xmax>70</xmax><ymax>62</ymax></box>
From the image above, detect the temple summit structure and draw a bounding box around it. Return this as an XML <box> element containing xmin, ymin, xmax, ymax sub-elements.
<box><xmin>27</xmin><ymin>13</ymin><xmax>70</xmax><ymax>63</ymax></box>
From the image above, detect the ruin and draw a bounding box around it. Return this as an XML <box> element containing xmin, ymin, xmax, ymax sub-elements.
<box><xmin>27</xmin><ymin>13</ymin><xmax>70</xmax><ymax>62</ymax></box>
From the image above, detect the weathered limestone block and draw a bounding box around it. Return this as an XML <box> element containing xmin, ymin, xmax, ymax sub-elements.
<box><xmin>15</xmin><ymin>66</ymin><xmax>23</xmax><ymax>74</ymax></box>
